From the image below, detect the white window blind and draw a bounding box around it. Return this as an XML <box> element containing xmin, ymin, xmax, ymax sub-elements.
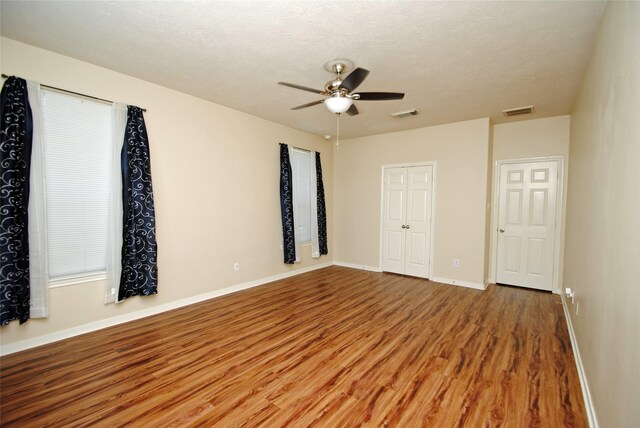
<box><xmin>40</xmin><ymin>89</ymin><xmax>112</xmax><ymax>280</ymax></box>
<box><xmin>290</xmin><ymin>149</ymin><xmax>312</xmax><ymax>243</ymax></box>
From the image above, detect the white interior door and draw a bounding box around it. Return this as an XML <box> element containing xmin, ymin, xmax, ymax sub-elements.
<box><xmin>381</xmin><ymin>168</ymin><xmax>407</xmax><ymax>275</ymax></box>
<box><xmin>496</xmin><ymin>161</ymin><xmax>558</xmax><ymax>291</ymax></box>
<box><xmin>404</xmin><ymin>166</ymin><xmax>433</xmax><ymax>278</ymax></box>
<box><xmin>382</xmin><ymin>165</ymin><xmax>433</xmax><ymax>278</ymax></box>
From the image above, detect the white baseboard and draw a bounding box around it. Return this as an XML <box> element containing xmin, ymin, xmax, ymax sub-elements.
<box><xmin>332</xmin><ymin>263</ymin><xmax>485</xmax><ymax>291</ymax></box>
<box><xmin>561</xmin><ymin>294</ymin><xmax>598</xmax><ymax>428</ymax></box>
<box><xmin>333</xmin><ymin>260</ymin><xmax>382</xmax><ymax>272</ymax></box>
<box><xmin>0</xmin><ymin>262</ymin><xmax>333</xmax><ymax>356</ymax></box>
<box><xmin>430</xmin><ymin>276</ymin><xmax>486</xmax><ymax>290</ymax></box>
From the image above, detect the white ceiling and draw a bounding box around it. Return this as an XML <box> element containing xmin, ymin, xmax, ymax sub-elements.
<box><xmin>1</xmin><ymin>1</ymin><xmax>606</xmax><ymax>139</ymax></box>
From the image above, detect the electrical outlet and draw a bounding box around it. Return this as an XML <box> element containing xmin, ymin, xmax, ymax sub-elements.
<box><xmin>233</xmin><ymin>262</ymin><xmax>240</xmax><ymax>272</ymax></box>
<box><xmin>453</xmin><ymin>259</ymin><xmax>460</xmax><ymax>268</ymax></box>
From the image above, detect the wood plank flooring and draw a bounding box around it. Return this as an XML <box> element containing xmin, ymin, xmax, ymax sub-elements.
<box><xmin>0</xmin><ymin>266</ymin><xmax>587</xmax><ymax>427</ymax></box>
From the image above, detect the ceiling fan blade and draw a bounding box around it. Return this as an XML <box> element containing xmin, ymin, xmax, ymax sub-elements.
<box><xmin>345</xmin><ymin>104</ymin><xmax>359</xmax><ymax>116</ymax></box>
<box><xmin>291</xmin><ymin>99</ymin><xmax>325</xmax><ymax>110</ymax></box>
<box><xmin>354</xmin><ymin>92</ymin><xmax>405</xmax><ymax>101</ymax></box>
<box><xmin>278</xmin><ymin>82</ymin><xmax>325</xmax><ymax>94</ymax></box>
<box><xmin>340</xmin><ymin>68</ymin><xmax>370</xmax><ymax>92</ymax></box>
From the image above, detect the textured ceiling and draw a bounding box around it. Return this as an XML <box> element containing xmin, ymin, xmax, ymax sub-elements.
<box><xmin>1</xmin><ymin>1</ymin><xmax>606</xmax><ymax>139</ymax></box>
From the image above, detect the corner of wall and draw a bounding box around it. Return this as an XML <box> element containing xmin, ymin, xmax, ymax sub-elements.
<box><xmin>484</xmin><ymin>121</ymin><xmax>495</xmax><ymax>283</ymax></box>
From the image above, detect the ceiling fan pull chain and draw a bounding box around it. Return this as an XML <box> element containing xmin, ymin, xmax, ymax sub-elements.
<box><xmin>336</xmin><ymin>113</ymin><xmax>340</xmax><ymax>151</ymax></box>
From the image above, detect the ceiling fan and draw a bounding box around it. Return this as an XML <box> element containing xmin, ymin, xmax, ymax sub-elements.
<box><xmin>278</xmin><ymin>62</ymin><xmax>404</xmax><ymax>116</ymax></box>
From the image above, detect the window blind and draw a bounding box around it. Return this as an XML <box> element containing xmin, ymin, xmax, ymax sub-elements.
<box><xmin>290</xmin><ymin>149</ymin><xmax>312</xmax><ymax>243</ymax></box>
<box><xmin>41</xmin><ymin>89</ymin><xmax>112</xmax><ymax>279</ymax></box>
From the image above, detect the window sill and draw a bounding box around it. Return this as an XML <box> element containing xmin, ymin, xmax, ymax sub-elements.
<box><xmin>49</xmin><ymin>271</ymin><xmax>107</xmax><ymax>288</ymax></box>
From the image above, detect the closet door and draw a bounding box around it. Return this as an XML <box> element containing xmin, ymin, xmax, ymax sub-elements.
<box><xmin>404</xmin><ymin>166</ymin><xmax>433</xmax><ymax>278</ymax></box>
<box><xmin>381</xmin><ymin>165</ymin><xmax>433</xmax><ymax>278</ymax></box>
<box><xmin>381</xmin><ymin>168</ymin><xmax>407</xmax><ymax>274</ymax></box>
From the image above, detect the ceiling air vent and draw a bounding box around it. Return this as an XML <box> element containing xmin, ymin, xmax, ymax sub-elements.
<box><xmin>391</xmin><ymin>109</ymin><xmax>418</xmax><ymax>118</ymax></box>
<box><xmin>503</xmin><ymin>105</ymin><xmax>535</xmax><ymax>117</ymax></box>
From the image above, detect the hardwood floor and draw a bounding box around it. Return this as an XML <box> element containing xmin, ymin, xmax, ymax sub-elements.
<box><xmin>0</xmin><ymin>266</ymin><xmax>586</xmax><ymax>427</ymax></box>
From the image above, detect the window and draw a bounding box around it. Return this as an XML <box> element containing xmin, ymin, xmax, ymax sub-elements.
<box><xmin>290</xmin><ymin>148</ymin><xmax>312</xmax><ymax>243</ymax></box>
<box><xmin>40</xmin><ymin>89</ymin><xmax>112</xmax><ymax>282</ymax></box>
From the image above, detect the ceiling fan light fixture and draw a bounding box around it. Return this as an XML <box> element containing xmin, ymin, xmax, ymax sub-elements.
<box><xmin>324</xmin><ymin>95</ymin><xmax>353</xmax><ymax>114</ymax></box>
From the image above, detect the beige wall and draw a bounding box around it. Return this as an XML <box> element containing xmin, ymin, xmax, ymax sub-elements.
<box><xmin>493</xmin><ymin>115</ymin><xmax>570</xmax><ymax>161</ymax></box>
<box><xmin>0</xmin><ymin>38</ymin><xmax>333</xmax><ymax>347</ymax></box>
<box><xmin>490</xmin><ymin>116</ymin><xmax>570</xmax><ymax>289</ymax></box>
<box><xmin>564</xmin><ymin>2</ymin><xmax>640</xmax><ymax>427</ymax></box>
<box><xmin>334</xmin><ymin>118</ymin><xmax>491</xmax><ymax>286</ymax></box>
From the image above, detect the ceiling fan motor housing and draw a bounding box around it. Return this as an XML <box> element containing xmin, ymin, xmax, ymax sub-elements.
<box><xmin>325</xmin><ymin>63</ymin><xmax>347</xmax><ymax>95</ymax></box>
<box><xmin>324</xmin><ymin>79</ymin><xmax>343</xmax><ymax>94</ymax></box>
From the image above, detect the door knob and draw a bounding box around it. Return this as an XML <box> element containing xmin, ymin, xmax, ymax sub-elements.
<box><xmin>499</xmin><ymin>228</ymin><xmax>505</xmax><ymax>233</ymax></box>
<box><xmin>406</xmin><ymin>225</ymin><xmax>411</xmax><ymax>229</ymax></box>
<box><xmin>401</xmin><ymin>225</ymin><xmax>407</xmax><ymax>229</ymax></box>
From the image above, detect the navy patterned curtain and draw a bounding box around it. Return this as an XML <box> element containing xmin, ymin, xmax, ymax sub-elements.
<box><xmin>315</xmin><ymin>152</ymin><xmax>328</xmax><ymax>255</ymax></box>
<box><xmin>279</xmin><ymin>143</ymin><xmax>296</xmax><ymax>264</ymax></box>
<box><xmin>119</xmin><ymin>106</ymin><xmax>158</xmax><ymax>301</ymax></box>
<box><xmin>0</xmin><ymin>77</ymin><xmax>33</xmax><ymax>325</ymax></box>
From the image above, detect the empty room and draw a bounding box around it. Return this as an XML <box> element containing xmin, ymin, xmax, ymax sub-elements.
<box><xmin>0</xmin><ymin>1</ymin><xmax>638</xmax><ymax>427</ymax></box>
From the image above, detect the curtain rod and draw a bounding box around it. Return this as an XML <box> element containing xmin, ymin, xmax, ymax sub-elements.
<box><xmin>279</xmin><ymin>142</ymin><xmax>312</xmax><ymax>153</ymax></box>
<box><xmin>2</xmin><ymin>74</ymin><xmax>146</xmax><ymax>112</ymax></box>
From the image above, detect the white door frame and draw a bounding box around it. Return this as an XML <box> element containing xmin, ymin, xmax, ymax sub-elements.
<box><xmin>489</xmin><ymin>156</ymin><xmax>565</xmax><ymax>293</ymax></box>
<box><xmin>379</xmin><ymin>161</ymin><xmax>437</xmax><ymax>278</ymax></box>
